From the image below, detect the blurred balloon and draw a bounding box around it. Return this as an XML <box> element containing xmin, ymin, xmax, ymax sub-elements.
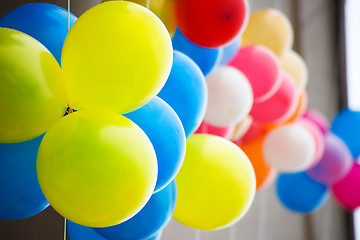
<box><xmin>219</xmin><ymin>35</ymin><xmax>242</xmax><ymax>65</ymax></box>
<box><xmin>204</xmin><ymin>66</ymin><xmax>253</xmax><ymax>126</ymax></box>
<box><xmin>231</xmin><ymin>116</ymin><xmax>253</xmax><ymax>142</ymax></box>
<box><xmin>172</xmin><ymin>28</ymin><xmax>222</xmax><ymax>76</ymax></box>
<box><xmin>276</xmin><ymin>172</ymin><xmax>328</xmax><ymax>213</ymax></box>
<box><xmin>250</xmin><ymin>71</ymin><xmax>300</xmax><ymax>124</ymax></box>
<box><xmin>242</xmin><ymin>8</ymin><xmax>293</xmax><ymax>56</ymax></box>
<box><xmin>306</xmin><ymin>133</ymin><xmax>352</xmax><ymax>185</ymax></box>
<box><xmin>332</xmin><ymin>162</ymin><xmax>360</xmax><ymax>211</ymax></box>
<box><xmin>229</xmin><ymin>45</ymin><xmax>281</xmax><ymax>102</ymax></box>
<box><xmin>175</xmin><ymin>0</ymin><xmax>248</xmax><ymax>48</ymax></box>
<box><xmin>0</xmin><ymin>28</ymin><xmax>66</xmax><ymax>143</ymax></box>
<box><xmin>125</xmin><ymin>97</ymin><xmax>185</xmax><ymax>192</ymax></box>
<box><xmin>238</xmin><ymin>135</ymin><xmax>275</xmax><ymax>190</ymax></box>
<box><xmin>304</xmin><ymin>109</ymin><xmax>329</xmax><ymax>135</ymax></box>
<box><xmin>286</xmin><ymin>91</ymin><xmax>308</xmax><ymax>122</ymax></box>
<box><xmin>158</xmin><ymin>51</ymin><xmax>207</xmax><ymax>137</ymax></box>
<box><xmin>61</xmin><ymin>1</ymin><xmax>172</xmax><ymax>113</ymax></box>
<box><xmin>331</xmin><ymin>108</ymin><xmax>360</xmax><ymax>157</ymax></box>
<box><xmin>236</xmin><ymin>119</ymin><xmax>267</xmax><ymax>145</ymax></box>
<box><xmin>67</xmin><ymin>220</ymin><xmax>107</xmax><ymax>240</ymax></box>
<box><xmin>0</xmin><ymin>135</ymin><xmax>49</xmax><ymax>220</ymax></box>
<box><xmin>95</xmin><ymin>181</ymin><xmax>176</xmax><ymax>240</ymax></box>
<box><xmin>280</xmin><ymin>50</ymin><xmax>308</xmax><ymax>91</ymax></box>
<box><xmin>0</xmin><ymin>3</ymin><xmax>77</xmax><ymax>64</ymax></box>
<box><xmin>174</xmin><ymin>134</ymin><xmax>256</xmax><ymax>230</ymax></box>
<box><xmin>195</xmin><ymin>121</ymin><xmax>235</xmax><ymax>139</ymax></box>
<box><xmin>263</xmin><ymin>123</ymin><xmax>316</xmax><ymax>172</ymax></box>
<box><xmin>37</xmin><ymin>110</ymin><xmax>157</xmax><ymax>227</ymax></box>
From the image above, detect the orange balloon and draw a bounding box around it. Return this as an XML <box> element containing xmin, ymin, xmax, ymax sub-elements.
<box><xmin>238</xmin><ymin>135</ymin><xmax>275</xmax><ymax>190</ymax></box>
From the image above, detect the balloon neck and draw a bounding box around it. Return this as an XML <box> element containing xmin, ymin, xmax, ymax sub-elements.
<box><xmin>64</xmin><ymin>105</ymin><xmax>74</xmax><ymax>116</ymax></box>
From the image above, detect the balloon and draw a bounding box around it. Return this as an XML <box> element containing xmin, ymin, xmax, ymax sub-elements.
<box><xmin>204</xmin><ymin>66</ymin><xmax>253</xmax><ymax>126</ymax></box>
<box><xmin>263</xmin><ymin>123</ymin><xmax>316</xmax><ymax>172</ymax></box>
<box><xmin>37</xmin><ymin>110</ymin><xmax>157</xmax><ymax>227</ymax></box>
<box><xmin>238</xmin><ymin>135</ymin><xmax>275</xmax><ymax>190</ymax></box>
<box><xmin>125</xmin><ymin>97</ymin><xmax>186</xmax><ymax>192</ymax></box>
<box><xmin>175</xmin><ymin>0</ymin><xmax>248</xmax><ymax>48</ymax></box>
<box><xmin>280</xmin><ymin>50</ymin><xmax>308</xmax><ymax>91</ymax></box>
<box><xmin>286</xmin><ymin>90</ymin><xmax>308</xmax><ymax>122</ymax></box>
<box><xmin>61</xmin><ymin>1</ymin><xmax>172</xmax><ymax>113</ymax></box>
<box><xmin>0</xmin><ymin>3</ymin><xmax>77</xmax><ymax>64</ymax></box>
<box><xmin>231</xmin><ymin>116</ymin><xmax>253</xmax><ymax>141</ymax></box>
<box><xmin>0</xmin><ymin>135</ymin><xmax>49</xmax><ymax>220</ymax></box>
<box><xmin>174</xmin><ymin>134</ymin><xmax>256</xmax><ymax>230</ymax></box>
<box><xmin>95</xmin><ymin>181</ymin><xmax>176</xmax><ymax>240</ymax></box>
<box><xmin>304</xmin><ymin>109</ymin><xmax>329</xmax><ymax>135</ymax></box>
<box><xmin>0</xmin><ymin>28</ymin><xmax>66</xmax><ymax>143</ymax></box>
<box><xmin>242</xmin><ymin>8</ymin><xmax>293</xmax><ymax>56</ymax></box>
<box><xmin>276</xmin><ymin>172</ymin><xmax>328</xmax><ymax>213</ymax></box>
<box><xmin>158</xmin><ymin>51</ymin><xmax>208</xmax><ymax>137</ymax></box>
<box><xmin>331</xmin><ymin>108</ymin><xmax>360</xmax><ymax>157</ymax></box>
<box><xmin>195</xmin><ymin>121</ymin><xmax>235</xmax><ymax>139</ymax></box>
<box><xmin>250</xmin><ymin>71</ymin><xmax>300</xmax><ymax>124</ymax></box>
<box><xmin>306</xmin><ymin>133</ymin><xmax>352</xmax><ymax>185</ymax></box>
<box><xmin>172</xmin><ymin>28</ymin><xmax>222</xmax><ymax>76</ymax></box>
<box><xmin>67</xmin><ymin>220</ymin><xmax>108</xmax><ymax>240</ymax></box>
<box><xmin>331</xmin><ymin>162</ymin><xmax>360</xmax><ymax>211</ymax></box>
<box><xmin>236</xmin><ymin>119</ymin><xmax>267</xmax><ymax>145</ymax></box>
<box><xmin>229</xmin><ymin>45</ymin><xmax>281</xmax><ymax>102</ymax></box>
<box><xmin>219</xmin><ymin>35</ymin><xmax>242</xmax><ymax>65</ymax></box>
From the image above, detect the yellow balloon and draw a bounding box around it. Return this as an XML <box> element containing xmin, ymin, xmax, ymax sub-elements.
<box><xmin>0</xmin><ymin>27</ymin><xmax>66</xmax><ymax>143</ymax></box>
<box><xmin>174</xmin><ymin>134</ymin><xmax>256</xmax><ymax>230</ymax></box>
<box><xmin>280</xmin><ymin>50</ymin><xmax>308</xmax><ymax>91</ymax></box>
<box><xmin>242</xmin><ymin>8</ymin><xmax>293</xmax><ymax>57</ymax></box>
<box><xmin>37</xmin><ymin>110</ymin><xmax>157</xmax><ymax>227</ymax></box>
<box><xmin>61</xmin><ymin>1</ymin><xmax>173</xmax><ymax>113</ymax></box>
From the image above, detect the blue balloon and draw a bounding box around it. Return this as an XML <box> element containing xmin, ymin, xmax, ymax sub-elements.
<box><xmin>125</xmin><ymin>97</ymin><xmax>186</xmax><ymax>192</ymax></box>
<box><xmin>0</xmin><ymin>135</ymin><xmax>49</xmax><ymax>220</ymax></box>
<box><xmin>172</xmin><ymin>28</ymin><xmax>222</xmax><ymax>76</ymax></box>
<box><xmin>219</xmin><ymin>35</ymin><xmax>242</xmax><ymax>65</ymax></box>
<box><xmin>0</xmin><ymin>3</ymin><xmax>77</xmax><ymax>64</ymax></box>
<box><xmin>67</xmin><ymin>220</ymin><xmax>107</xmax><ymax>240</ymax></box>
<box><xmin>158</xmin><ymin>51</ymin><xmax>208</xmax><ymax>137</ymax></box>
<box><xmin>276</xmin><ymin>172</ymin><xmax>328</xmax><ymax>213</ymax></box>
<box><xmin>94</xmin><ymin>181</ymin><xmax>176</xmax><ymax>240</ymax></box>
<box><xmin>331</xmin><ymin>108</ymin><xmax>360</xmax><ymax>158</ymax></box>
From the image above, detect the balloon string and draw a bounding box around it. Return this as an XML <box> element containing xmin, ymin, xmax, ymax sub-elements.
<box><xmin>228</xmin><ymin>225</ymin><xmax>236</xmax><ymax>240</ymax></box>
<box><xmin>64</xmin><ymin>218</ymin><xmax>67</xmax><ymax>240</ymax></box>
<box><xmin>67</xmin><ymin>0</ymin><xmax>70</xmax><ymax>31</ymax></box>
<box><xmin>146</xmin><ymin>0</ymin><xmax>150</xmax><ymax>9</ymax></box>
<box><xmin>257</xmin><ymin>191</ymin><xmax>268</xmax><ymax>240</ymax></box>
<box><xmin>195</xmin><ymin>229</ymin><xmax>201</xmax><ymax>240</ymax></box>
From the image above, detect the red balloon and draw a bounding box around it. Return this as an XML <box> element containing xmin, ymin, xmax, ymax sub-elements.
<box><xmin>195</xmin><ymin>121</ymin><xmax>234</xmax><ymax>139</ymax></box>
<box><xmin>175</xmin><ymin>0</ymin><xmax>249</xmax><ymax>48</ymax></box>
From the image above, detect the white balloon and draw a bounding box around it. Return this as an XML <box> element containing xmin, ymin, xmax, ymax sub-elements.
<box><xmin>204</xmin><ymin>66</ymin><xmax>253</xmax><ymax>127</ymax></box>
<box><xmin>263</xmin><ymin>123</ymin><xmax>316</xmax><ymax>172</ymax></box>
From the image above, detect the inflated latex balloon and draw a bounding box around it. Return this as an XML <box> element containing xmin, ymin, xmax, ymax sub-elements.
<box><xmin>304</xmin><ymin>109</ymin><xmax>329</xmax><ymax>135</ymax></box>
<box><xmin>174</xmin><ymin>134</ymin><xmax>256</xmax><ymax>230</ymax></box>
<box><xmin>250</xmin><ymin>71</ymin><xmax>300</xmax><ymax>124</ymax></box>
<box><xmin>280</xmin><ymin>50</ymin><xmax>308</xmax><ymax>91</ymax></box>
<box><xmin>276</xmin><ymin>172</ymin><xmax>328</xmax><ymax>213</ymax></box>
<box><xmin>306</xmin><ymin>133</ymin><xmax>352</xmax><ymax>185</ymax></box>
<box><xmin>0</xmin><ymin>3</ymin><xmax>77</xmax><ymax>64</ymax></box>
<box><xmin>219</xmin><ymin>35</ymin><xmax>242</xmax><ymax>65</ymax></box>
<box><xmin>331</xmin><ymin>162</ymin><xmax>360</xmax><ymax>210</ymax></box>
<box><xmin>158</xmin><ymin>51</ymin><xmax>207</xmax><ymax>137</ymax></box>
<box><xmin>0</xmin><ymin>135</ymin><xmax>49</xmax><ymax>220</ymax></box>
<box><xmin>0</xmin><ymin>28</ymin><xmax>66</xmax><ymax>143</ymax></box>
<box><xmin>229</xmin><ymin>45</ymin><xmax>281</xmax><ymax>102</ymax></box>
<box><xmin>287</xmin><ymin>91</ymin><xmax>308</xmax><ymax>122</ymax></box>
<box><xmin>242</xmin><ymin>8</ymin><xmax>293</xmax><ymax>56</ymax></box>
<box><xmin>37</xmin><ymin>110</ymin><xmax>157</xmax><ymax>227</ymax></box>
<box><xmin>172</xmin><ymin>28</ymin><xmax>222</xmax><ymax>76</ymax></box>
<box><xmin>125</xmin><ymin>97</ymin><xmax>185</xmax><ymax>192</ymax></box>
<box><xmin>263</xmin><ymin>123</ymin><xmax>316</xmax><ymax>172</ymax></box>
<box><xmin>61</xmin><ymin>1</ymin><xmax>172</xmax><ymax>113</ymax></box>
<box><xmin>195</xmin><ymin>121</ymin><xmax>235</xmax><ymax>139</ymax></box>
<box><xmin>238</xmin><ymin>135</ymin><xmax>275</xmax><ymax>190</ymax></box>
<box><xmin>331</xmin><ymin>108</ymin><xmax>360</xmax><ymax>157</ymax></box>
<box><xmin>175</xmin><ymin>0</ymin><xmax>248</xmax><ymax>48</ymax></box>
<box><xmin>67</xmin><ymin>220</ymin><xmax>107</xmax><ymax>240</ymax></box>
<box><xmin>95</xmin><ymin>181</ymin><xmax>176</xmax><ymax>240</ymax></box>
<box><xmin>231</xmin><ymin>116</ymin><xmax>253</xmax><ymax>141</ymax></box>
<box><xmin>236</xmin><ymin>119</ymin><xmax>267</xmax><ymax>145</ymax></box>
<box><xmin>204</xmin><ymin>66</ymin><xmax>253</xmax><ymax>126</ymax></box>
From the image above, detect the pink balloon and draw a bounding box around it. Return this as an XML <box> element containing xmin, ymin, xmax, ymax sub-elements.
<box><xmin>195</xmin><ymin>121</ymin><xmax>235</xmax><ymax>139</ymax></box>
<box><xmin>233</xmin><ymin>119</ymin><xmax>266</xmax><ymax>145</ymax></box>
<box><xmin>303</xmin><ymin>109</ymin><xmax>329</xmax><ymax>135</ymax></box>
<box><xmin>250</xmin><ymin>71</ymin><xmax>300</xmax><ymax>124</ymax></box>
<box><xmin>228</xmin><ymin>45</ymin><xmax>281</xmax><ymax>102</ymax></box>
<box><xmin>307</xmin><ymin>133</ymin><xmax>352</xmax><ymax>185</ymax></box>
<box><xmin>331</xmin><ymin>162</ymin><xmax>360</xmax><ymax>211</ymax></box>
